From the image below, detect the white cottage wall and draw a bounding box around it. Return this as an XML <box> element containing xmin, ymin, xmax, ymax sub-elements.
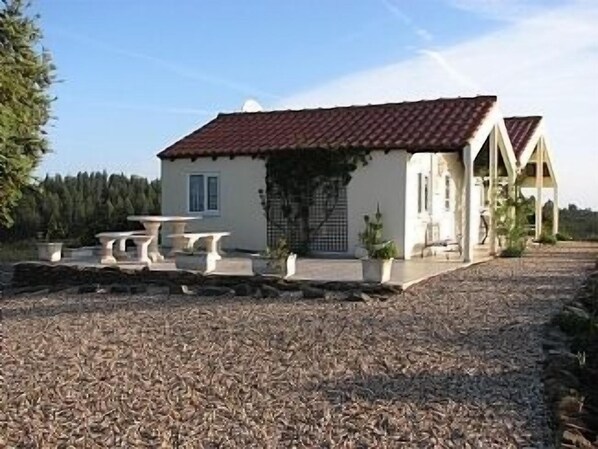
<box><xmin>346</xmin><ymin>151</ymin><xmax>409</xmax><ymax>258</ymax></box>
<box><xmin>160</xmin><ymin>157</ymin><xmax>267</xmax><ymax>251</ymax></box>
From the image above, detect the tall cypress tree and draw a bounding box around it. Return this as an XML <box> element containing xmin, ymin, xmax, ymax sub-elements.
<box><xmin>0</xmin><ymin>0</ymin><xmax>54</xmax><ymax>226</ymax></box>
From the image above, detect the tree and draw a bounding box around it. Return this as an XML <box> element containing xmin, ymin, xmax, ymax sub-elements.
<box><xmin>0</xmin><ymin>0</ymin><xmax>54</xmax><ymax>226</ymax></box>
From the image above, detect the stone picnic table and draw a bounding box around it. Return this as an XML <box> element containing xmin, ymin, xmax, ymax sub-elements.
<box><xmin>127</xmin><ymin>215</ymin><xmax>201</xmax><ymax>262</ymax></box>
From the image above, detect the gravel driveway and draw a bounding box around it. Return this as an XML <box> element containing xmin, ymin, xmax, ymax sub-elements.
<box><xmin>2</xmin><ymin>243</ymin><xmax>597</xmax><ymax>448</ymax></box>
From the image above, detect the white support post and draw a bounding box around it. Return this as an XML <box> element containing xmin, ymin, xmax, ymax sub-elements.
<box><xmin>488</xmin><ymin>126</ymin><xmax>498</xmax><ymax>255</ymax></box>
<box><xmin>553</xmin><ymin>184</ymin><xmax>559</xmax><ymax>235</ymax></box>
<box><xmin>535</xmin><ymin>141</ymin><xmax>544</xmax><ymax>239</ymax></box>
<box><xmin>463</xmin><ymin>146</ymin><xmax>474</xmax><ymax>263</ymax></box>
<box><xmin>429</xmin><ymin>153</ymin><xmax>435</xmax><ymax>219</ymax></box>
<box><xmin>397</xmin><ymin>152</ymin><xmax>410</xmax><ymax>260</ymax></box>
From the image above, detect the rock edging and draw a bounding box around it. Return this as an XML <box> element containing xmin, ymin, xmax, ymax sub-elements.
<box><xmin>544</xmin><ymin>270</ymin><xmax>598</xmax><ymax>448</ymax></box>
<box><xmin>7</xmin><ymin>262</ymin><xmax>402</xmax><ymax>302</ymax></box>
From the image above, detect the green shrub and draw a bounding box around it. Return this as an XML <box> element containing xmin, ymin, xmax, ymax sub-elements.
<box><xmin>0</xmin><ymin>240</ymin><xmax>37</xmax><ymax>262</ymax></box>
<box><xmin>500</xmin><ymin>246</ymin><xmax>525</xmax><ymax>258</ymax></box>
<box><xmin>537</xmin><ymin>233</ymin><xmax>557</xmax><ymax>245</ymax></box>
<box><xmin>556</xmin><ymin>232</ymin><xmax>572</xmax><ymax>241</ymax></box>
<box><xmin>494</xmin><ymin>175</ymin><xmax>533</xmax><ymax>256</ymax></box>
<box><xmin>553</xmin><ymin>310</ymin><xmax>596</xmax><ymax>336</ymax></box>
<box><xmin>371</xmin><ymin>241</ymin><xmax>398</xmax><ymax>259</ymax></box>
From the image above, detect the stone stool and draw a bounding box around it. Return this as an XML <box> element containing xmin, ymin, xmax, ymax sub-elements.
<box><xmin>131</xmin><ymin>235</ymin><xmax>155</xmax><ymax>265</ymax></box>
<box><xmin>95</xmin><ymin>234</ymin><xmax>117</xmax><ymax>264</ymax></box>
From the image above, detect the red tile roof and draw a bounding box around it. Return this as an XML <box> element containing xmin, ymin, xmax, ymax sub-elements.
<box><xmin>504</xmin><ymin>116</ymin><xmax>542</xmax><ymax>159</ymax></box>
<box><xmin>158</xmin><ymin>96</ymin><xmax>498</xmax><ymax>159</ymax></box>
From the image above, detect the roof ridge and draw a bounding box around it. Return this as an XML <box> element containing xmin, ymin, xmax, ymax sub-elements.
<box><xmin>218</xmin><ymin>95</ymin><xmax>498</xmax><ymax>118</ymax></box>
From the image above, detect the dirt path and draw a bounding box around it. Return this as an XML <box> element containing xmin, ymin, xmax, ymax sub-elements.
<box><xmin>2</xmin><ymin>242</ymin><xmax>597</xmax><ymax>448</ymax></box>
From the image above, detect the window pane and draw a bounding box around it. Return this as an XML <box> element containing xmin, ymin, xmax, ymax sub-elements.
<box><xmin>424</xmin><ymin>176</ymin><xmax>429</xmax><ymax>212</ymax></box>
<box><xmin>445</xmin><ymin>175</ymin><xmax>451</xmax><ymax>210</ymax></box>
<box><xmin>207</xmin><ymin>176</ymin><xmax>218</xmax><ymax>210</ymax></box>
<box><xmin>189</xmin><ymin>175</ymin><xmax>204</xmax><ymax>212</ymax></box>
<box><xmin>417</xmin><ymin>174</ymin><xmax>423</xmax><ymax>213</ymax></box>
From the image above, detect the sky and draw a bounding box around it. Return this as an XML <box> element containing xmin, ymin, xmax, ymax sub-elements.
<box><xmin>35</xmin><ymin>0</ymin><xmax>597</xmax><ymax>208</ymax></box>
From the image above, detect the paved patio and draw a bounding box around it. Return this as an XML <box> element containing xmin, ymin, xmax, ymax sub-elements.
<box><xmin>53</xmin><ymin>246</ymin><xmax>492</xmax><ymax>289</ymax></box>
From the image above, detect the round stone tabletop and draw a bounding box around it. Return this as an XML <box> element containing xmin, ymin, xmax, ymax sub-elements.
<box><xmin>127</xmin><ymin>215</ymin><xmax>202</xmax><ymax>223</ymax></box>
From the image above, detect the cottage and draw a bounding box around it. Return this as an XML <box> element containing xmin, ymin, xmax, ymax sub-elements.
<box><xmin>158</xmin><ymin>95</ymin><xmax>553</xmax><ymax>262</ymax></box>
<box><xmin>505</xmin><ymin>116</ymin><xmax>559</xmax><ymax>238</ymax></box>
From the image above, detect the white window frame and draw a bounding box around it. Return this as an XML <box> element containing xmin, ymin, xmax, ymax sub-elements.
<box><xmin>187</xmin><ymin>172</ymin><xmax>220</xmax><ymax>216</ymax></box>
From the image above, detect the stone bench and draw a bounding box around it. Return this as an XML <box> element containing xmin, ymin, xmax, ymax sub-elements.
<box><xmin>96</xmin><ymin>231</ymin><xmax>153</xmax><ymax>265</ymax></box>
<box><xmin>167</xmin><ymin>232</ymin><xmax>231</xmax><ymax>259</ymax></box>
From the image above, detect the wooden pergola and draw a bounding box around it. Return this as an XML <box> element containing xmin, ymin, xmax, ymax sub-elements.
<box><xmin>505</xmin><ymin>116</ymin><xmax>559</xmax><ymax>238</ymax></box>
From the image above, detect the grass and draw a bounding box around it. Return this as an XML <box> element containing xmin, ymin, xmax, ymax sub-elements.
<box><xmin>536</xmin><ymin>233</ymin><xmax>557</xmax><ymax>245</ymax></box>
<box><xmin>0</xmin><ymin>240</ymin><xmax>38</xmax><ymax>262</ymax></box>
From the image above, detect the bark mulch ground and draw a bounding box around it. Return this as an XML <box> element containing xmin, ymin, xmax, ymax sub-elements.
<box><xmin>2</xmin><ymin>242</ymin><xmax>597</xmax><ymax>448</ymax></box>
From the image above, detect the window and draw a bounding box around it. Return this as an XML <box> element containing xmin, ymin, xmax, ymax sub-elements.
<box><xmin>188</xmin><ymin>173</ymin><xmax>219</xmax><ymax>213</ymax></box>
<box><xmin>418</xmin><ymin>173</ymin><xmax>430</xmax><ymax>213</ymax></box>
<box><xmin>444</xmin><ymin>175</ymin><xmax>451</xmax><ymax>211</ymax></box>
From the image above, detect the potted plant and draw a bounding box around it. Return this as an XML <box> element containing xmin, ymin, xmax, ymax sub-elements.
<box><xmin>251</xmin><ymin>238</ymin><xmax>297</xmax><ymax>278</ymax></box>
<box><xmin>494</xmin><ymin>175</ymin><xmax>534</xmax><ymax>258</ymax></box>
<box><xmin>358</xmin><ymin>206</ymin><xmax>398</xmax><ymax>283</ymax></box>
<box><xmin>36</xmin><ymin>217</ymin><xmax>64</xmax><ymax>262</ymax></box>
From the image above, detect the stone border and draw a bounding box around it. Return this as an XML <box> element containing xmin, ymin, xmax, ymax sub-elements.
<box><xmin>543</xmin><ymin>270</ymin><xmax>598</xmax><ymax>447</ymax></box>
<box><xmin>7</xmin><ymin>262</ymin><xmax>402</xmax><ymax>301</ymax></box>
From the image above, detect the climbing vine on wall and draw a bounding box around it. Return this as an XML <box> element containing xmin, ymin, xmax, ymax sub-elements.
<box><xmin>259</xmin><ymin>149</ymin><xmax>370</xmax><ymax>255</ymax></box>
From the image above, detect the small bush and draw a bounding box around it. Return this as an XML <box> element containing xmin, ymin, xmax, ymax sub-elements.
<box><xmin>500</xmin><ymin>246</ymin><xmax>525</xmax><ymax>258</ymax></box>
<box><xmin>556</xmin><ymin>232</ymin><xmax>572</xmax><ymax>241</ymax></box>
<box><xmin>553</xmin><ymin>310</ymin><xmax>595</xmax><ymax>336</ymax></box>
<box><xmin>537</xmin><ymin>233</ymin><xmax>557</xmax><ymax>245</ymax></box>
<box><xmin>371</xmin><ymin>241</ymin><xmax>398</xmax><ymax>259</ymax></box>
<box><xmin>0</xmin><ymin>240</ymin><xmax>38</xmax><ymax>262</ymax></box>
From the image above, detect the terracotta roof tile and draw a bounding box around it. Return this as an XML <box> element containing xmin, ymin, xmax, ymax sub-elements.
<box><xmin>158</xmin><ymin>96</ymin><xmax>498</xmax><ymax>159</ymax></box>
<box><xmin>504</xmin><ymin>116</ymin><xmax>542</xmax><ymax>159</ymax></box>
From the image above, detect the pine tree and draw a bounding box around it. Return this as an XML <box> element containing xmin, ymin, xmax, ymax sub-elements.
<box><xmin>0</xmin><ymin>0</ymin><xmax>54</xmax><ymax>226</ymax></box>
<box><xmin>0</xmin><ymin>171</ymin><xmax>163</xmax><ymax>243</ymax></box>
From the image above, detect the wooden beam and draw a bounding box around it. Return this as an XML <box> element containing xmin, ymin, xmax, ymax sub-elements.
<box><xmin>489</xmin><ymin>125</ymin><xmax>498</xmax><ymax>255</ymax></box>
<box><xmin>553</xmin><ymin>184</ymin><xmax>559</xmax><ymax>235</ymax></box>
<box><xmin>535</xmin><ymin>140</ymin><xmax>544</xmax><ymax>239</ymax></box>
<box><xmin>463</xmin><ymin>145</ymin><xmax>474</xmax><ymax>263</ymax></box>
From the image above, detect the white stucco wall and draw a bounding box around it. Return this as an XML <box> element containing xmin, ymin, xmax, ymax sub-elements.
<box><xmin>160</xmin><ymin>157</ymin><xmax>267</xmax><ymax>251</ymax></box>
<box><xmin>160</xmin><ymin>150</ymin><xmax>474</xmax><ymax>259</ymax></box>
<box><xmin>346</xmin><ymin>151</ymin><xmax>408</xmax><ymax>257</ymax></box>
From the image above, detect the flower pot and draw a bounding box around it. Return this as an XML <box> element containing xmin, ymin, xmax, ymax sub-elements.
<box><xmin>37</xmin><ymin>242</ymin><xmax>63</xmax><ymax>262</ymax></box>
<box><xmin>174</xmin><ymin>252</ymin><xmax>216</xmax><ymax>273</ymax></box>
<box><xmin>251</xmin><ymin>253</ymin><xmax>297</xmax><ymax>278</ymax></box>
<box><xmin>361</xmin><ymin>258</ymin><xmax>393</xmax><ymax>283</ymax></box>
